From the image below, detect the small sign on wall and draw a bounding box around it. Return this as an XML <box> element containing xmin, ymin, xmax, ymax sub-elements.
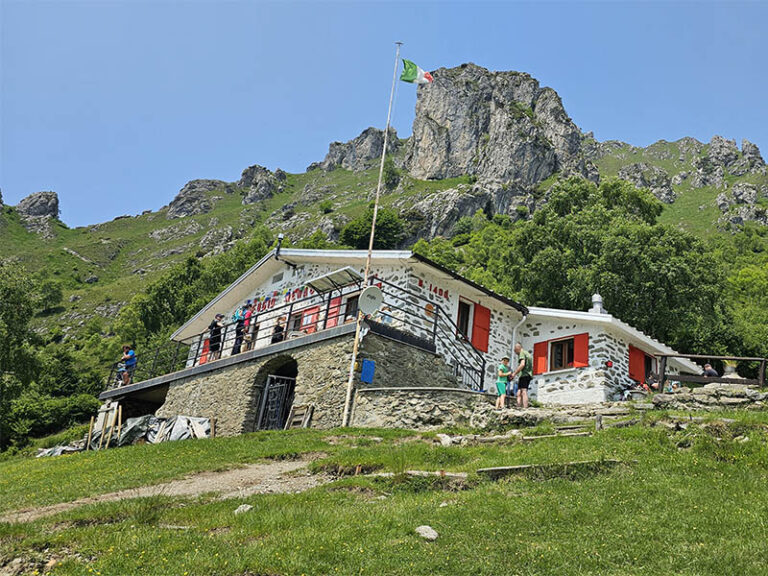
<box><xmin>361</xmin><ymin>359</ymin><xmax>375</xmax><ymax>384</ymax></box>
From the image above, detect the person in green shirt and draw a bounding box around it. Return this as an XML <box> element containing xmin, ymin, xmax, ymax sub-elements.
<box><xmin>511</xmin><ymin>343</ymin><xmax>534</xmax><ymax>408</ymax></box>
<box><xmin>495</xmin><ymin>357</ymin><xmax>512</xmax><ymax>409</ymax></box>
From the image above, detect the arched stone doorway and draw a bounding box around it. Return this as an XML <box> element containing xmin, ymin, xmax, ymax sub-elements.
<box><xmin>250</xmin><ymin>355</ymin><xmax>298</xmax><ymax>431</ymax></box>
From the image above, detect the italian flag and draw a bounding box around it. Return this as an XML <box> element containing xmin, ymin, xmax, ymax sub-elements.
<box><xmin>400</xmin><ymin>59</ymin><xmax>433</xmax><ymax>84</ymax></box>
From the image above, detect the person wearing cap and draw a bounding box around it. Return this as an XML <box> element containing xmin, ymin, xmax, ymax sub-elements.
<box><xmin>703</xmin><ymin>363</ymin><xmax>719</xmax><ymax>377</ymax></box>
<box><xmin>208</xmin><ymin>314</ymin><xmax>224</xmax><ymax>361</ymax></box>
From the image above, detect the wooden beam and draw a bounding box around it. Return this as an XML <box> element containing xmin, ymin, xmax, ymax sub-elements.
<box><xmin>85</xmin><ymin>416</ymin><xmax>95</xmax><ymax>451</ymax></box>
<box><xmin>655</xmin><ymin>353</ymin><xmax>766</xmax><ymax>362</ymax></box>
<box><xmin>672</xmin><ymin>375</ymin><xmax>758</xmax><ymax>386</ymax></box>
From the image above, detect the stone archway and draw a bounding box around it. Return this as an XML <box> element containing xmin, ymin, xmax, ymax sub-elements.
<box><xmin>248</xmin><ymin>355</ymin><xmax>298</xmax><ymax>431</ymax></box>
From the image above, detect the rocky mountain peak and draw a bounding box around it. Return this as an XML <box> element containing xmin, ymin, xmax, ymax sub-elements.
<box><xmin>0</xmin><ymin>188</ymin><xmax>4</xmax><ymax>209</ymax></box>
<box><xmin>167</xmin><ymin>179</ymin><xmax>231</xmax><ymax>220</ymax></box>
<box><xmin>405</xmin><ymin>63</ymin><xmax>595</xmax><ymax>186</ymax></box>
<box><xmin>238</xmin><ymin>164</ymin><xmax>283</xmax><ymax>205</ymax></box>
<box><xmin>308</xmin><ymin>127</ymin><xmax>400</xmax><ymax>172</ymax></box>
<box><xmin>15</xmin><ymin>191</ymin><xmax>60</xmax><ymax>237</ymax></box>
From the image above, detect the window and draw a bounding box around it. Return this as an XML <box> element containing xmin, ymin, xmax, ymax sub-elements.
<box><xmin>550</xmin><ymin>338</ymin><xmax>575</xmax><ymax>371</ymax></box>
<box><xmin>457</xmin><ymin>300</ymin><xmax>472</xmax><ymax>339</ymax></box>
<box><xmin>288</xmin><ymin>313</ymin><xmax>303</xmax><ymax>332</ymax></box>
<box><xmin>344</xmin><ymin>295</ymin><xmax>359</xmax><ymax>321</ymax></box>
<box><xmin>533</xmin><ymin>333</ymin><xmax>589</xmax><ymax>375</ymax></box>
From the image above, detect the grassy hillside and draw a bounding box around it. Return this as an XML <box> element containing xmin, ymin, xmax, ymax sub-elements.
<box><xmin>1</xmin><ymin>411</ymin><xmax>768</xmax><ymax>575</ymax></box>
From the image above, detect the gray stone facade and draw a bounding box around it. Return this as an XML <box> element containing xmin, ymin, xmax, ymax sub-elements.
<box><xmin>155</xmin><ymin>328</ymin><xmax>465</xmax><ymax>436</ymax></box>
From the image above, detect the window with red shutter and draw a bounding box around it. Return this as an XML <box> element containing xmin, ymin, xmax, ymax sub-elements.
<box><xmin>533</xmin><ymin>341</ymin><xmax>548</xmax><ymax>375</ymax></box>
<box><xmin>326</xmin><ymin>297</ymin><xmax>342</xmax><ymax>328</ymax></box>
<box><xmin>572</xmin><ymin>333</ymin><xmax>589</xmax><ymax>367</ymax></box>
<box><xmin>471</xmin><ymin>304</ymin><xmax>491</xmax><ymax>353</ymax></box>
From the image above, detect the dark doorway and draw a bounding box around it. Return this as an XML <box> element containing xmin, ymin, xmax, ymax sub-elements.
<box><xmin>253</xmin><ymin>356</ymin><xmax>298</xmax><ymax>430</ymax></box>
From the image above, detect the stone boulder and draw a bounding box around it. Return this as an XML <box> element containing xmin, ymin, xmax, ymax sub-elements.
<box><xmin>409</xmin><ymin>185</ymin><xmax>491</xmax><ymax>239</ymax></box>
<box><xmin>199</xmin><ymin>225</ymin><xmax>234</xmax><ymax>256</ymax></box>
<box><xmin>238</xmin><ymin>164</ymin><xmax>281</xmax><ymax>205</ymax></box>
<box><xmin>17</xmin><ymin>190</ymin><xmax>59</xmax><ymax>219</ymax></box>
<box><xmin>405</xmin><ymin>63</ymin><xmax>591</xmax><ymax>186</ymax></box>
<box><xmin>707</xmin><ymin>135</ymin><xmax>739</xmax><ymax>168</ymax></box>
<box><xmin>730</xmin><ymin>139</ymin><xmax>766</xmax><ymax>176</ymax></box>
<box><xmin>166</xmin><ymin>180</ymin><xmax>230</xmax><ymax>219</ymax></box>
<box><xmin>16</xmin><ymin>191</ymin><xmax>60</xmax><ymax>237</ymax></box>
<box><xmin>716</xmin><ymin>182</ymin><xmax>768</xmax><ymax>227</ymax></box>
<box><xmin>308</xmin><ymin>127</ymin><xmax>400</xmax><ymax>172</ymax></box>
<box><xmin>618</xmin><ymin>163</ymin><xmax>675</xmax><ymax>203</ymax></box>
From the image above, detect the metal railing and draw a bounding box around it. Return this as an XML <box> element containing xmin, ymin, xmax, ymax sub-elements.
<box><xmin>656</xmin><ymin>353</ymin><xmax>767</xmax><ymax>388</ymax></box>
<box><xmin>105</xmin><ymin>276</ymin><xmax>488</xmax><ymax>392</ymax></box>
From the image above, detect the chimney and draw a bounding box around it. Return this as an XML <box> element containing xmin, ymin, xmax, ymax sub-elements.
<box><xmin>589</xmin><ymin>293</ymin><xmax>607</xmax><ymax>314</ymax></box>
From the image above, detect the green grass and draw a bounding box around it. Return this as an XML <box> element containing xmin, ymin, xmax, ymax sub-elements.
<box><xmin>2</xmin><ymin>412</ymin><xmax>768</xmax><ymax>574</ymax></box>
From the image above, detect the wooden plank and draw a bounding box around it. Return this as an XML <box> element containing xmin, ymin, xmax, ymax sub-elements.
<box><xmin>477</xmin><ymin>459</ymin><xmax>625</xmax><ymax>480</ymax></box>
<box><xmin>115</xmin><ymin>405</ymin><xmax>123</xmax><ymax>447</ymax></box>
<box><xmin>85</xmin><ymin>416</ymin><xmax>95</xmax><ymax>451</ymax></box>
<box><xmin>97</xmin><ymin>409</ymin><xmax>109</xmax><ymax>451</ymax></box>
<box><xmin>522</xmin><ymin>432</ymin><xmax>591</xmax><ymax>441</ymax></box>
<box><xmin>103</xmin><ymin>405</ymin><xmax>119</xmax><ymax>449</ymax></box>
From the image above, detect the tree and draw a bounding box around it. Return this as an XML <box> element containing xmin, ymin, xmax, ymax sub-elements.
<box><xmin>340</xmin><ymin>206</ymin><xmax>405</xmax><ymax>249</ymax></box>
<box><xmin>383</xmin><ymin>156</ymin><xmax>400</xmax><ymax>191</ymax></box>
<box><xmin>414</xmin><ymin>177</ymin><xmax>732</xmax><ymax>354</ymax></box>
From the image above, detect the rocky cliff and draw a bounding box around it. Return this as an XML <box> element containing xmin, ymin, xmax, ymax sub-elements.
<box><xmin>15</xmin><ymin>191</ymin><xmax>60</xmax><ymax>237</ymax></box>
<box><xmin>405</xmin><ymin>63</ymin><xmax>596</xmax><ymax>187</ymax></box>
<box><xmin>308</xmin><ymin>127</ymin><xmax>400</xmax><ymax>172</ymax></box>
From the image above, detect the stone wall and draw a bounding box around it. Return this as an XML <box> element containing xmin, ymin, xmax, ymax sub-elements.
<box><xmin>651</xmin><ymin>383</ymin><xmax>767</xmax><ymax>411</ymax></box>
<box><xmin>352</xmin><ymin>388</ymin><xmax>495</xmax><ymax>429</ymax></box>
<box><xmin>155</xmin><ymin>328</ymin><xmax>465</xmax><ymax>435</ymax></box>
<box><xmin>158</xmin><ymin>334</ymin><xmax>356</xmax><ymax>435</ymax></box>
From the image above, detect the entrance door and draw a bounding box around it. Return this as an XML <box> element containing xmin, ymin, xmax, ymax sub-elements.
<box><xmin>256</xmin><ymin>374</ymin><xmax>296</xmax><ymax>430</ymax></box>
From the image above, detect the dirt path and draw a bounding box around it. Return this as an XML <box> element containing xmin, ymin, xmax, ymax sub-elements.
<box><xmin>1</xmin><ymin>458</ymin><xmax>331</xmax><ymax>525</ymax></box>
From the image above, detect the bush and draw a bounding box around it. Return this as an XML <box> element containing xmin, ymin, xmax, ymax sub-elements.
<box><xmin>319</xmin><ymin>199</ymin><xmax>334</xmax><ymax>214</ymax></box>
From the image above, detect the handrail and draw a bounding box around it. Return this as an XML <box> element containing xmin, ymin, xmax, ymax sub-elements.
<box><xmin>106</xmin><ymin>275</ymin><xmax>489</xmax><ymax>392</ymax></box>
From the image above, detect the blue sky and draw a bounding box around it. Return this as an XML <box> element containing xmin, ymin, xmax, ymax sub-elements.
<box><xmin>2</xmin><ymin>0</ymin><xmax>766</xmax><ymax>227</ymax></box>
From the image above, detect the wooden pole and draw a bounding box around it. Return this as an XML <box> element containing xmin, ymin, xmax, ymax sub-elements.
<box><xmin>103</xmin><ymin>405</ymin><xmax>119</xmax><ymax>450</ymax></box>
<box><xmin>342</xmin><ymin>41</ymin><xmax>402</xmax><ymax>428</ymax></box>
<box><xmin>115</xmin><ymin>405</ymin><xmax>123</xmax><ymax>447</ymax></box>
<box><xmin>658</xmin><ymin>356</ymin><xmax>667</xmax><ymax>393</ymax></box>
<box><xmin>210</xmin><ymin>415</ymin><xmax>216</xmax><ymax>438</ymax></box>
<box><xmin>759</xmin><ymin>360</ymin><xmax>766</xmax><ymax>389</ymax></box>
<box><xmin>97</xmin><ymin>408</ymin><xmax>109</xmax><ymax>450</ymax></box>
<box><xmin>85</xmin><ymin>416</ymin><xmax>95</xmax><ymax>451</ymax></box>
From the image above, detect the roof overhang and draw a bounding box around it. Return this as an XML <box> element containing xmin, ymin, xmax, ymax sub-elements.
<box><xmin>305</xmin><ymin>266</ymin><xmax>363</xmax><ymax>293</ymax></box>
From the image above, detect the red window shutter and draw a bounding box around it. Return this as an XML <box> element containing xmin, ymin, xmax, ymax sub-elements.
<box><xmin>471</xmin><ymin>304</ymin><xmax>491</xmax><ymax>353</ymax></box>
<box><xmin>533</xmin><ymin>341</ymin><xmax>548</xmax><ymax>375</ymax></box>
<box><xmin>573</xmin><ymin>333</ymin><xmax>589</xmax><ymax>368</ymax></box>
<box><xmin>326</xmin><ymin>297</ymin><xmax>342</xmax><ymax>328</ymax></box>
<box><xmin>628</xmin><ymin>345</ymin><xmax>646</xmax><ymax>382</ymax></box>
<box><xmin>302</xmin><ymin>306</ymin><xmax>321</xmax><ymax>334</ymax></box>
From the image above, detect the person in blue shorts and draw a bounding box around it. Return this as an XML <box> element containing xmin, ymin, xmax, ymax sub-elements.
<box><xmin>495</xmin><ymin>356</ymin><xmax>512</xmax><ymax>409</ymax></box>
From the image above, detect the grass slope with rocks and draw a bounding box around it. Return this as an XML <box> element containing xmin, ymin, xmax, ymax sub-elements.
<box><xmin>1</xmin><ymin>410</ymin><xmax>767</xmax><ymax>575</ymax></box>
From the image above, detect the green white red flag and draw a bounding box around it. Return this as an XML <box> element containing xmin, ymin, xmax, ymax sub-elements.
<box><xmin>400</xmin><ymin>59</ymin><xmax>433</xmax><ymax>84</ymax></box>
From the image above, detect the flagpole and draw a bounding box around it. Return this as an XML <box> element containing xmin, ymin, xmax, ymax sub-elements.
<box><xmin>342</xmin><ymin>41</ymin><xmax>402</xmax><ymax>427</ymax></box>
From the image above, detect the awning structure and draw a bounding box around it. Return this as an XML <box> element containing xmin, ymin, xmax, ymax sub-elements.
<box><xmin>305</xmin><ymin>266</ymin><xmax>363</xmax><ymax>294</ymax></box>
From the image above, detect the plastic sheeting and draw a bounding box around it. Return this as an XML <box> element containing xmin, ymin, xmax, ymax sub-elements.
<box><xmin>37</xmin><ymin>414</ymin><xmax>211</xmax><ymax>456</ymax></box>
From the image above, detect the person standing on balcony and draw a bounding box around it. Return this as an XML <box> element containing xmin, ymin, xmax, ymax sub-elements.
<box><xmin>495</xmin><ymin>357</ymin><xmax>512</xmax><ymax>409</ymax></box>
<box><xmin>119</xmin><ymin>344</ymin><xmax>137</xmax><ymax>386</ymax></box>
<box><xmin>208</xmin><ymin>314</ymin><xmax>224</xmax><ymax>361</ymax></box>
<box><xmin>511</xmin><ymin>342</ymin><xmax>533</xmax><ymax>409</ymax></box>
